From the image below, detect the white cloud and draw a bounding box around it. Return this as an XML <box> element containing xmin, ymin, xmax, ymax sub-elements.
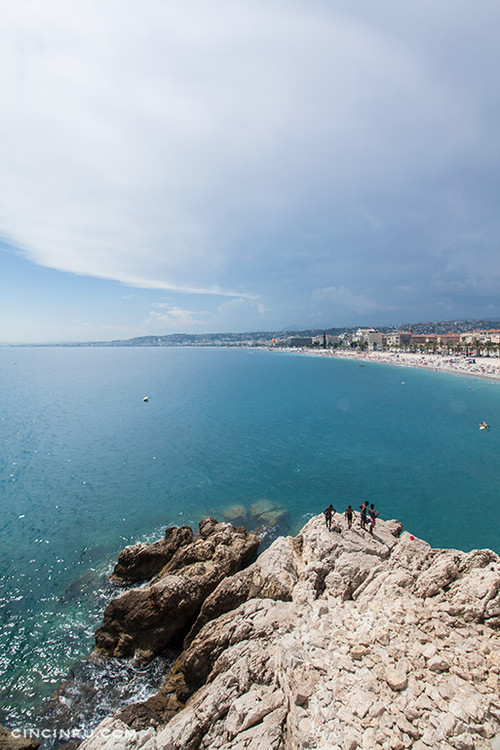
<box><xmin>146</xmin><ymin>305</ymin><xmax>209</xmax><ymax>332</ymax></box>
<box><xmin>142</xmin><ymin>297</ymin><xmax>266</xmax><ymax>334</ymax></box>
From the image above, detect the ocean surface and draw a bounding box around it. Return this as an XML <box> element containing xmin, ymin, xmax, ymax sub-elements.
<box><xmin>1</xmin><ymin>346</ymin><xmax>500</xmax><ymax>740</ymax></box>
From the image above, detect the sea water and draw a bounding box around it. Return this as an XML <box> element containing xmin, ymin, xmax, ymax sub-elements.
<box><xmin>1</xmin><ymin>346</ymin><xmax>500</xmax><ymax>736</ymax></box>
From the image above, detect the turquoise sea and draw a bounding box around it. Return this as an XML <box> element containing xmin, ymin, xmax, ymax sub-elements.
<box><xmin>1</xmin><ymin>346</ymin><xmax>500</xmax><ymax>738</ymax></box>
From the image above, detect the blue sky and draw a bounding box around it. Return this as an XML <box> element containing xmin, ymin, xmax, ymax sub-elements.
<box><xmin>1</xmin><ymin>1</ymin><xmax>500</xmax><ymax>343</ymax></box>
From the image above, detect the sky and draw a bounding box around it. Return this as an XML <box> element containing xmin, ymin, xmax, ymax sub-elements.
<box><xmin>1</xmin><ymin>1</ymin><xmax>500</xmax><ymax>343</ymax></box>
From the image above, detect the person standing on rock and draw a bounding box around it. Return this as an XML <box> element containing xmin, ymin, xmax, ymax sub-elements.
<box><xmin>323</xmin><ymin>504</ymin><xmax>335</xmax><ymax>531</ymax></box>
<box><xmin>359</xmin><ymin>502</ymin><xmax>368</xmax><ymax>530</ymax></box>
<box><xmin>345</xmin><ymin>505</ymin><xmax>353</xmax><ymax>529</ymax></box>
<box><xmin>368</xmin><ymin>503</ymin><xmax>379</xmax><ymax>535</ymax></box>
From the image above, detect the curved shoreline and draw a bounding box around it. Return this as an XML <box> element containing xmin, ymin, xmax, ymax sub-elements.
<box><xmin>274</xmin><ymin>346</ymin><xmax>500</xmax><ymax>382</ymax></box>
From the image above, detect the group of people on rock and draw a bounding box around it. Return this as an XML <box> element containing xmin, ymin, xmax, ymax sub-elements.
<box><xmin>323</xmin><ymin>501</ymin><xmax>379</xmax><ymax>535</ymax></box>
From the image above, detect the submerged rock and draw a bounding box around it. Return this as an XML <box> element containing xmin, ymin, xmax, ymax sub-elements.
<box><xmin>223</xmin><ymin>498</ymin><xmax>290</xmax><ymax>535</ymax></box>
<box><xmin>223</xmin><ymin>504</ymin><xmax>248</xmax><ymax>527</ymax></box>
<box><xmin>249</xmin><ymin>498</ymin><xmax>288</xmax><ymax>529</ymax></box>
<box><xmin>64</xmin><ymin>570</ymin><xmax>107</xmax><ymax>601</ymax></box>
<box><xmin>82</xmin><ymin>513</ymin><xmax>500</xmax><ymax>750</ymax></box>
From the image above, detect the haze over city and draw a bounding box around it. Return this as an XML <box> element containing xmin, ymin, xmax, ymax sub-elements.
<box><xmin>1</xmin><ymin>1</ymin><xmax>500</xmax><ymax>343</ymax></box>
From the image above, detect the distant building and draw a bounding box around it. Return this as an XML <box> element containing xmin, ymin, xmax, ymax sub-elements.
<box><xmin>288</xmin><ymin>336</ymin><xmax>313</xmax><ymax>347</ymax></box>
<box><xmin>366</xmin><ymin>330</ymin><xmax>383</xmax><ymax>350</ymax></box>
<box><xmin>383</xmin><ymin>332</ymin><xmax>412</xmax><ymax>349</ymax></box>
<box><xmin>410</xmin><ymin>334</ymin><xmax>437</xmax><ymax>347</ymax></box>
<box><xmin>312</xmin><ymin>334</ymin><xmax>340</xmax><ymax>347</ymax></box>
<box><xmin>460</xmin><ymin>330</ymin><xmax>500</xmax><ymax>345</ymax></box>
<box><xmin>436</xmin><ymin>333</ymin><xmax>460</xmax><ymax>348</ymax></box>
<box><xmin>350</xmin><ymin>328</ymin><xmax>383</xmax><ymax>350</ymax></box>
<box><xmin>338</xmin><ymin>332</ymin><xmax>353</xmax><ymax>346</ymax></box>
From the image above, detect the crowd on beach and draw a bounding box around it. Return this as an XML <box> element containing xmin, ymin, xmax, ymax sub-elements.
<box><xmin>323</xmin><ymin>502</ymin><xmax>379</xmax><ymax>535</ymax></box>
<box><xmin>295</xmin><ymin>347</ymin><xmax>500</xmax><ymax>381</ymax></box>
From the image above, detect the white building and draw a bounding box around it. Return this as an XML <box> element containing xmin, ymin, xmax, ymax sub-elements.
<box><xmin>353</xmin><ymin>328</ymin><xmax>383</xmax><ymax>350</ymax></box>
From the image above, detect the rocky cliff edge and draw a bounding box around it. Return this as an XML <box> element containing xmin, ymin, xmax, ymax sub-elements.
<box><xmin>80</xmin><ymin>513</ymin><xmax>500</xmax><ymax>750</ymax></box>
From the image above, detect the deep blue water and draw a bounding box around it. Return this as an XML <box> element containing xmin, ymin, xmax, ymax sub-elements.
<box><xmin>1</xmin><ymin>346</ymin><xmax>500</xmax><ymax>734</ymax></box>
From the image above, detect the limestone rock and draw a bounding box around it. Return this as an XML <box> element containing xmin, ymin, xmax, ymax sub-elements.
<box><xmin>186</xmin><ymin>535</ymin><xmax>301</xmax><ymax>643</ymax></box>
<box><xmin>73</xmin><ymin>717</ymin><xmax>155</xmax><ymax>750</ymax></box>
<box><xmin>80</xmin><ymin>513</ymin><xmax>500</xmax><ymax>750</ymax></box>
<box><xmin>385</xmin><ymin>667</ymin><xmax>408</xmax><ymax>691</ymax></box>
<box><xmin>427</xmin><ymin>655</ymin><xmax>450</xmax><ymax>673</ymax></box>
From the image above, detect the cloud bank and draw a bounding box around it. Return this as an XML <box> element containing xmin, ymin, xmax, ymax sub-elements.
<box><xmin>1</xmin><ymin>0</ymin><xmax>500</xmax><ymax>332</ymax></box>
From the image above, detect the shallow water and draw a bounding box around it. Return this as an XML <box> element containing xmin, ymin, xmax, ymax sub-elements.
<box><xmin>1</xmin><ymin>346</ymin><xmax>499</xmax><ymax>737</ymax></box>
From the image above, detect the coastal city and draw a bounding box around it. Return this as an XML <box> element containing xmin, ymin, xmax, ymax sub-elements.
<box><xmin>54</xmin><ymin>321</ymin><xmax>500</xmax><ymax>381</ymax></box>
<box><xmin>278</xmin><ymin>326</ymin><xmax>500</xmax><ymax>381</ymax></box>
<box><xmin>278</xmin><ymin>325</ymin><xmax>500</xmax><ymax>355</ymax></box>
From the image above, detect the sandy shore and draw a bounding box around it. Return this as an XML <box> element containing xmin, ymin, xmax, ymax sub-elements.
<box><xmin>277</xmin><ymin>347</ymin><xmax>500</xmax><ymax>382</ymax></box>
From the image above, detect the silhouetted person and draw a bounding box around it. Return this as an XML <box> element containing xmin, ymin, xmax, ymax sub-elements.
<box><xmin>323</xmin><ymin>504</ymin><xmax>335</xmax><ymax>531</ymax></box>
<box><xmin>359</xmin><ymin>502</ymin><xmax>368</xmax><ymax>530</ymax></box>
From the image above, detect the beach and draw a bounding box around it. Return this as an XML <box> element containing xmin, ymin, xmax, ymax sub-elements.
<box><xmin>280</xmin><ymin>347</ymin><xmax>500</xmax><ymax>382</ymax></box>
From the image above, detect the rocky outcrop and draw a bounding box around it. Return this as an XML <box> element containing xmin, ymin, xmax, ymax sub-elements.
<box><xmin>81</xmin><ymin>514</ymin><xmax>500</xmax><ymax>749</ymax></box>
<box><xmin>110</xmin><ymin>525</ymin><xmax>194</xmax><ymax>583</ymax></box>
<box><xmin>94</xmin><ymin>519</ymin><xmax>259</xmax><ymax>661</ymax></box>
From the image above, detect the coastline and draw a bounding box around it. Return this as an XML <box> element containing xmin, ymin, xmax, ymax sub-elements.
<box><xmin>274</xmin><ymin>346</ymin><xmax>500</xmax><ymax>383</ymax></box>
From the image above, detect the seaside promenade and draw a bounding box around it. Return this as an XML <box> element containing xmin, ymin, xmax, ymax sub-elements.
<box><xmin>281</xmin><ymin>347</ymin><xmax>500</xmax><ymax>382</ymax></box>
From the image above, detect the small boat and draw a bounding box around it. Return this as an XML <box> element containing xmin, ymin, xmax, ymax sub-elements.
<box><xmin>143</xmin><ymin>396</ymin><xmax>149</xmax><ymax>402</ymax></box>
<box><xmin>479</xmin><ymin>421</ymin><xmax>489</xmax><ymax>430</ymax></box>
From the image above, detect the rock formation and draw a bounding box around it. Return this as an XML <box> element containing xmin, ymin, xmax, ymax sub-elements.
<box><xmin>110</xmin><ymin>524</ymin><xmax>194</xmax><ymax>584</ymax></box>
<box><xmin>80</xmin><ymin>512</ymin><xmax>500</xmax><ymax>749</ymax></box>
<box><xmin>94</xmin><ymin>518</ymin><xmax>259</xmax><ymax>661</ymax></box>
